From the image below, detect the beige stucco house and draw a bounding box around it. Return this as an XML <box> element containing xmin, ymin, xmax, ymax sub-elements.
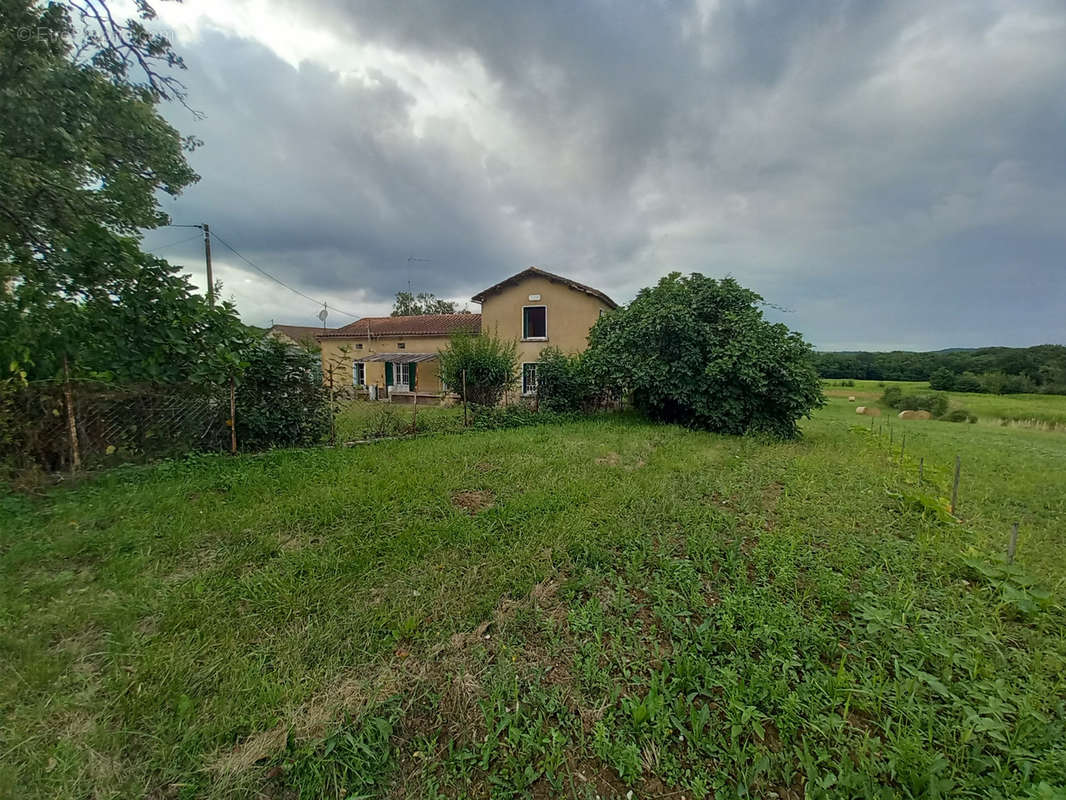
<box><xmin>472</xmin><ymin>267</ymin><xmax>617</xmax><ymax>397</ymax></box>
<box><xmin>317</xmin><ymin>267</ymin><xmax>617</xmax><ymax>401</ymax></box>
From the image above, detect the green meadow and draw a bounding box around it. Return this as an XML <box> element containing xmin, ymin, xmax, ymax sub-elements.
<box><xmin>824</xmin><ymin>379</ymin><xmax>1066</xmax><ymax>429</ymax></box>
<box><xmin>2</xmin><ymin>399</ymin><xmax>1064</xmax><ymax>798</ymax></box>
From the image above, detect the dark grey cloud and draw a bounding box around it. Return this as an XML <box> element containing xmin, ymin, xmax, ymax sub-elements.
<box><xmin>144</xmin><ymin>0</ymin><xmax>1066</xmax><ymax>347</ymax></box>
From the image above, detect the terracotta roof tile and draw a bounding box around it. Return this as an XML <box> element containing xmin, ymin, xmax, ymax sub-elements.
<box><xmin>268</xmin><ymin>324</ymin><xmax>333</xmax><ymax>344</ymax></box>
<box><xmin>319</xmin><ymin>313</ymin><xmax>481</xmax><ymax>338</ymax></box>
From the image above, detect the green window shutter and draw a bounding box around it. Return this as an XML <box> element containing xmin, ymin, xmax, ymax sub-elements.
<box><xmin>385</xmin><ymin>362</ymin><xmax>393</xmax><ymax>386</ymax></box>
<box><xmin>410</xmin><ymin>362</ymin><xmax>417</xmax><ymax>391</ymax></box>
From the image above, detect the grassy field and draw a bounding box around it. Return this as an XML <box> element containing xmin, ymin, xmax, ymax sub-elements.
<box><xmin>823</xmin><ymin>379</ymin><xmax>1066</xmax><ymax>428</ymax></box>
<box><xmin>2</xmin><ymin>400</ymin><xmax>1065</xmax><ymax>798</ymax></box>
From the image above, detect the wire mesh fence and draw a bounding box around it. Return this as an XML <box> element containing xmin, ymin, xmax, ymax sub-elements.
<box><xmin>1</xmin><ymin>380</ymin><xmax>231</xmax><ymax>478</ymax></box>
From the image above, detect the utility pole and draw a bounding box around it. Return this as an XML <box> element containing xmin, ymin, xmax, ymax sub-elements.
<box><xmin>203</xmin><ymin>223</ymin><xmax>214</xmax><ymax>306</ymax></box>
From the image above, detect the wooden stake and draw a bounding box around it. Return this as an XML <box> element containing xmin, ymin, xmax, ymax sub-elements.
<box><xmin>950</xmin><ymin>455</ymin><xmax>961</xmax><ymax>515</ymax></box>
<box><xmin>1007</xmin><ymin>522</ymin><xmax>1019</xmax><ymax>564</ymax></box>
<box><xmin>900</xmin><ymin>432</ymin><xmax>906</xmax><ymax>466</ymax></box>
<box><xmin>462</xmin><ymin>369</ymin><xmax>468</xmax><ymax>427</ymax></box>
<box><xmin>918</xmin><ymin>457</ymin><xmax>924</xmax><ymax>484</ymax></box>
<box><xmin>229</xmin><ymin>376</ymin><xmax>237</xmax><ymax>455</ymax></box>
<box><xmin>412</xmin><ymin>388</ymin><xmax>418</xmax><ymax>432</ymax></box>
<box><xmin>62</xmin><ymin>356</ymin><xmax>80</xmax><ymax>473</ymax></box>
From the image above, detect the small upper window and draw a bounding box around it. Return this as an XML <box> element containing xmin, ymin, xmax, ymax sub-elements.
<box><xmin>397</xmin><ymin>342</ymin><xmax>406</xmax><ymax>350</ymax></box>
<box><xmin>356</xmin><ymin>343</ymin><xmax>364</xmax><ymax>350</ymax></box>
<box><xmin>523</xmin><ymin>306</ymin><xmax>547</xmax><ymax>339</ymax></box>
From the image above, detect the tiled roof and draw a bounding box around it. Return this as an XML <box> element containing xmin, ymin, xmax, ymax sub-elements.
<box><xmin>319</xmin><ymin>313</ymin><xmax>481</xmax><ymax>338</ymax></box>
<box><xmin>268</xmin><ymin>324</ymin><xmax>333</xmax><ymax>344</ymax></box>
<box><xmin>471</xmin><ymin>267</ymin><xmax>618</xmax><ymax>308</ymax></box>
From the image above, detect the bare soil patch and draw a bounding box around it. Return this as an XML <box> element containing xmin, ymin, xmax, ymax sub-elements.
<box><xmin>451</xmin><ymin>489</ymin><xmax>495</xmax><ymax>514</ymax></box>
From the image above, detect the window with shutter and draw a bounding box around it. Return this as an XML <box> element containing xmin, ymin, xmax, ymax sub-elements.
<box><xmin>522</xmin><ymin>306</ymin><xmax>547</xmax><ymax>339</ymax></box>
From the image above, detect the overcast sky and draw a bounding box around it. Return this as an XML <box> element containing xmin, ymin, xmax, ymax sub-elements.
<box><xmin>137</xmin><ymin>0</ymin><xmax>1066</xmax><ymax>351</ymax></box>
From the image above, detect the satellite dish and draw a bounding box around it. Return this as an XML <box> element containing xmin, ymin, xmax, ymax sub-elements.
<box><xmin>318</xmin><ymin>307</ymin><xmax>328</xmax><ymax>322</ymax></box>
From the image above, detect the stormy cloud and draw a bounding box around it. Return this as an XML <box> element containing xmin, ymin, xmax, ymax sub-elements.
<box><xmin>140</xmin><ymin>0</ymin><xmax>1066</xmax><ymax>348</ymax></box>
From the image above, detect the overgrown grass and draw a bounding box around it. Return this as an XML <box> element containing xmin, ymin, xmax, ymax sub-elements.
<box><xmin>1</xmin><ymin>402</ymin><xmax>1064</xmax><ymax>798</ymax></box>
<box><xmin>333</xmin><ymin>400</ymin><xmax>465</xmax><ymax>441</ymax></box>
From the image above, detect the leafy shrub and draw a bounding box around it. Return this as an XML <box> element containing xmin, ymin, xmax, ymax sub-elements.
<box><xmin>359</xmin><ymin>406</ymin><xmax>409</xmax><ymax>439</ymax></box>
<box><xmin>235</xmin><ymin>338</ymin><xmax>330</xmax><ymax>450</ymax></box>
<box><xmin>953</xmin><ymin>372</ymin><xmax>984</xmax><ymax>393</ymax></box>
<box><xmin>438</xmin><ymin>332</ymin><xmax>518</xmax><ymax>406</ymax></box>
<box><xmin>881</xmin><ymin>386</ymin><xmax>903</xmax><ymax>407</ymax></box>
<box><xmin>584</xmin><ymin>273</ymin><xmax>823</xmax><ymax>438</ymax></box>
<box><xmin>535</xmin><ymin>346</ymin><xmax>612</xmax><ymax>412</ymax></box>
<box><xmin>928</xmin><ymin>368</ymin><xmax>956</xmax><ymax>391</ymax></box>
<box><xmin>978</xmin><ymin>372</ymin><xmax>1036</xmax><ymax>395</ymax></box>
<box><xmin>1000</xmin><ymin>374</ymin><xmax>1036</xmax><ymax>394</ymax></box>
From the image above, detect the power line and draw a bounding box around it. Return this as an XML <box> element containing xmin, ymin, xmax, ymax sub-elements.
<box><xmin>207</xmin><ymin>230</ymin><xmax>363</xmax><ymax>319</ymax></box>
<box><xmin>146</xmin><ymin>233</ymin><xmax>203</xmax><ymax>253</ymax></box>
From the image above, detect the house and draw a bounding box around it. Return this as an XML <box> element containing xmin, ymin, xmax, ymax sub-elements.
<box><xmin>317</xmin><ymin>267</ymin><xmax>616</xmax><ymax>401</ymax></box>
<box><xmin>472</xmin><ymin>267</ymin><xmax>617</xmax><ymax>396</ymax></box>
<box><xmin>317</xmin><ymin>313</ymin><xmax>480</xmax><ymax>399</ymax></box>
<box><xmin>266</xmin><ymin>324</ymin><xmax>332</xmax><ymax>348</ymax></box>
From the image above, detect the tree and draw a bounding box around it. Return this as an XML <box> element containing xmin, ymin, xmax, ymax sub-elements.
<box><xmin>391</xmin><ymin>291</ymin><xmax>460</xmax><ymax>316</ymax></box>
<box><xmin>0</xmin><ymin>0</ymin><xmax>214</xmax><ymax>382</ymax></box>
<box><xmin>929</xmin><ymin>368</ymin><xmax>956</xmax><ymax>391</ymax></box>
<box><xmin>584</xmin><ymin>273</ymin><xmax>824</xmax><ymax>437</ymax></box>
<box><xmin>235</xmin><ymin>338</ymin><xmax>331</xmax><ymax>451</ymax></box>
<box><xmin>438</xmin><ymin>332</ymin><xmax>517</xmax><ymax>406</ymax></box>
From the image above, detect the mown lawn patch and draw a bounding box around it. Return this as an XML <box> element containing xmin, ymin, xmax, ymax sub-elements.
<box><xmin>1</xmin><ymin>404</ymin><xmax>1064</xmax><ymax>798</ymax></box>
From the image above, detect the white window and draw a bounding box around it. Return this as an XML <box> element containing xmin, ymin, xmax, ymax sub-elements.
<box><xmin>522</xmin><ymin>306</ymin><xmax>547</xmax><ymax>340</ymax></box>
<box><xmin>522</xmin><ymin>363</ymin><xmax>539</xmax><ymax>395</ymax></box>
<box><xmin>394</xmin><ymin>362</ymin><xmax>410</xmax><ymax>388</ymax></box>
<box><xmin>353</xmin><ymin>362</ymin><xmax>366</xmax><ymax>387</ymax></box>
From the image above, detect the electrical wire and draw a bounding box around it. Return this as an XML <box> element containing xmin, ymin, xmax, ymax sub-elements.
<box><xmin>207</xmin><ymin>230</ymin><xmax>363</xmax><ymax>319</ymax></box>
<box><xmin>146</xmin><ymin>233</ymin><xmax>203</xmax><ymax>253</ymax></box>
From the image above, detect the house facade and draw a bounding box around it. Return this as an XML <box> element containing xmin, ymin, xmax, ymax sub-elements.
<box><xmin>317</xmin><ymin>268</ymin><xmax>616</xmax><ymax>401</ymax></box>
<box><xmin>317</xmin><ymin>314</ymin><xmax>480</xmax><ymax>398</ymax></box>
<box><xmin>473</xmin><ymin>268</ymin><xmax>617</xmax><ymax>396</ymax></box>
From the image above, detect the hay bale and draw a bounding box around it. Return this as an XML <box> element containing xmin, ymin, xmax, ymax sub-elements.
<box><xmin>856</xmin><ymin>406</ymin><xmax>865</xmax><ymax>414</ymax></box>
<box><xmin>856</xmin><ymin>406</ymin><xmax>881</xmax><ymax>417</ymax></box>
<box><xmin>898</xmin><ymin>410</ymin><xmax>932</xmax><ymax>420</ymax></box>
<box><xmin>848</xmin><ymin>395</ymin><xmax>856</xmax><ymax>402</ymax></box>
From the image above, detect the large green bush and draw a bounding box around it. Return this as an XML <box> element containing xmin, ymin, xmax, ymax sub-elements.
<box><xmin>535</xmin><ymin>346</ymin><xmax>606</xmax><ymax>412</ymax></box>
<box><xmin>438</xmin><ymin>332</ymin><xmax>518</xmax><ymax>406</ymax></box>
<box><xmin>584</xmin><ymin>273</ymin><xmax>823</xmax><ymax>437</ymax></box>
<box><xmin>928</xmin><ymin>368</ymin><xmax>956</xmax><ymax>391</ymax></box>
<box><xmin>235</xmin><ymin>338</ymin><xmax>330</xmax><ymax>450</ymax></box>
<box><xmin>954</xmin><ymin>372</ymin><xmax>984</xmax><ymax>393</ymax></box>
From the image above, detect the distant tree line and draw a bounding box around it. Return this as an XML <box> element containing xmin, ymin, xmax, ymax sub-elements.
<box><xmin>813</xmin><ymin>345</ymin><xmax>1066</xmax><ymax>395</ymax></box>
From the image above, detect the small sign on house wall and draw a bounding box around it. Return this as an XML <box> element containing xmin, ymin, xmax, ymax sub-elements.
<box><xmin>528</xmin><ymin>294</ymin><xmax>541</xmax><ymax>301</ymax></box>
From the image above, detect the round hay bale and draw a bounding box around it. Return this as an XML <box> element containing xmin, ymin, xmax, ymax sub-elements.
<box><xmin>899</xmin><ymin>409</ymin><xmax>931</xmax><ymax>420</ymax></box>
<box><xmin>856</xmin><ymin>406</ymin><xmax>866</xmax><ymax>414</ymax></box>
<box><xmin>857</xmin><ymin>406</ymin><xmax>881</xmax><ymax>417</ymax></box>
<box><xmin>848</xmin><ymin>395</ymin><xmax>856</xmax><ymax>402</ymax></box>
